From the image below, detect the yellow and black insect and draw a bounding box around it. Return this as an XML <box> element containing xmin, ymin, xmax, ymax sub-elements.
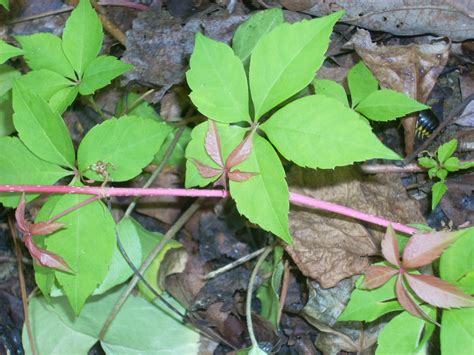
<box><xmin>415</xmin><ymin>110</ymin><xmax>440</xmax><ymax>140</ymax></box>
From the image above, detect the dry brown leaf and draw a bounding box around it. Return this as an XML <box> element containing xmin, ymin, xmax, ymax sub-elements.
<box><xmin>281</xmin><ymin>0</ymin><xmax>474</xmax><ymax>41</ymax></box>
<box><xmin>346</xmin><ymin>29</ymin><xmax>450</xmax><ymax>154</ymax></box>
<box><xmin>285</xmin><ymin>165</ymin><xmax>424</xmax><ymax>287</ymax></box>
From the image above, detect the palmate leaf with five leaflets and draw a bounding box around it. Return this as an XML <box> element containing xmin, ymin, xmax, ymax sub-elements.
<box><xmin>363</xmin><ymin>226</ymin><xmax>474</xmax><ymax>323</ymax></box>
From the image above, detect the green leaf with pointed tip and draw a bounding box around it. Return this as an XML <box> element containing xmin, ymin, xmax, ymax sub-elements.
<box><xmin>62</xmin><ymin>0</ymin><xmax>103</xmax><ymax>77</ymax></box>
<box><xmin>12</xmin><ymin>83</ymin><xmax>75</xmax><ymax>168</ymax></box>
<box><xmin>347</xmin><ymin>61</ymin><xmax>378</xmax><ymax>107</ymax></box>
<box><xmin>441</xmin><ymin>308</ymin><xmax>474</xmax><ymax>355</ymax></box>
<box><xmin>431</xmin><ymin>181</ymin><xmax>447</xmax><ymax>209</ymax></box>
<box><xmin>249</xmin><ymin>11</ymin><xmax>343</xmax><ymax>119</ymax></box>
<box><xmin>339</xmin><ymin>274</ymin><xmax>402</xmax><ymax>322</ymax></box>
<box><xmin>0</xmin><ymin>137</ymin><xmax>70</xmax><ymax>207</ymax></box>
<box><xmin>437</xmin><ymin>139</ymin><xmax>458</xmax><ymax>163</ymax></box>
<box><xmin>440</xmin><ymin>228</ymin><xmax>474</xmax><ymax>284</ymax></box>
<box><xmin>313</xmin><ymin>79</ymin><xmax>349</xmax><ymax>107</ymax></box>
<box><xmin>261</xmin><ymin>95</ymin><xmax>400</xmax><ymax>169</ymax></box>
<box><xmin>78</xmin><ymin>115</ymin><xmax>171</xmax><ymax>182</ymax></box>
<box><xmin>49</xmin><ymin>86</ymin><xmax>79</xmax><ymax>114</ymax></box>
<box><xmin>185</xmin><ymin>121</ymin><xmax>246</xmax><ymax>188</ymax></box>
<box><xmin>233</xmin><ymin>8</ymin><xmax>285</xmax><ymax>66</ymax></box>
<box><xmin>0</xmin><ymin>0</ymin><xmax>9</xmax><ymax>10</ymax></box>
<box><xmin>356</xmin><ymin>89</ymin><xmax>429</xmax><ymax>121</ymax></box>
<box><xmin>16</xmin><ymin>33</ymin><xmax>76</xmax><ymax>79</ymax></box>
<box><xmin>418</xmin><ymin>156</ymin><xmax>437</xmax><ymax>169</ymax></box>
<box><xmin>79</xmin><ymin>55</ymin><xmax>132</xmax><ymax>95</ymax></box>
<box><xmin>376</xmin><ymin>307</ymin><xmax>436</xmax><ymax>355</ymax></box>
<box><xmin>230</xmin><ymin>135</ymin><xmax>291</xmax><ymax>243</ymax></box>
<box><xmin>37</xmin><ymin>191</ymin><xmax>116</xmax><ymax>314</ymax></box>
<box><xmin>187</xmin><ymin>33</ymin><xmax>250</xmax><ymax>123</ymax></box>
<box><xmin>0</xmin><ymin>39</ymin><xmax>23</xmax><ymax>64</ymax></box>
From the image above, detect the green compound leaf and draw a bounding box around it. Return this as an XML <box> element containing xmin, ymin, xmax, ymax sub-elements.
<box><xmin>36</xmin><ymin>192</ymin><xmax>116</xmax><ymax>314</ymax></box>
<box><xmin>0</xmin><ymin>39</ymin><xmax>23</xmax><ymax>64</ymax></box>
<box><xmin>440</xmin><ymin>228</ymin><xmax>474</xmax><ymax>284</ymax></box>
<box><xmin>431</xmin><ymin>181</ymin><xmax>447</xmax><ymax>209</ymax></box>
<box><xmin>339</xmin><ymin>274</ymin><xmax>402</xmax><ymax>322</ymax></box>
<box><xmin>78</xmin><ymin>115</ymin><xmax>171</xmax><ymax>182</ymax></box>
<box><xmin>376</xmin><ymin>306</ymin><xmax>435</xmax><ymax>355</ymax></box>
<box><xmin>185</xmin><ymin>121</ymin><xmax>246</xmax><ymax>188</ymax></box>
<box><xmin>233</xmin><ymin>8</ymin><xmax>285</xmax><ymax>66</ymax></box>
<box><xmin>62</xmin><ymin>0</ymin><xmax>103</xmax><ymax>77</ymax></box>
<box><xmin>347</xmin><ymin>61</ymin><xmax>378</xmax><ymax>107</ymax></box>
<box><xmin>16</xmin><ymin>33</ymin><xmax>76</xmax><ymax>79</ymax></box>
<box><xmin>12</xmin><ymin>83</ymin><xmax>75</xmax><ymax>168</ymax></box>
<box><xmin>0</xmin><ymin>137</ymin><xmax>70</xmax><ymax>207</ymax></box>
<box><xmin>23</xmin><ymin>286</ymin><xmax>199</xmax><ymax>355</ymax></box>
<box><xmin>230</xmin><ymin>134</ymin><xmax>291</xmax><ymax>243</ymax></box>
<box><xmin>249</xmin><ymin>11</ymin><xmax>343</xmax><ymax>119</ymax></box>
<box><xmin>437</xmin><ymin>139</ymin><xmax>458</xmax><ymax>163</ymax></box>
<box><xmin>355</xmin><ymin>89</ymin><xmax>429</xmax><ymax>121</ymax></box>
<box><xmin>441</xmin><ymin>308</ymin><xmax>474</xmax><ymax>355</ymax></box>
<box><xmin>312</xmin><ymin>79</ymin><xmax>349</xmax><ymax>107</ymax></box>
<box><xmin>187</xmin><ymin>33</ymin><xmax>250</xmax><ymax>123</ymax></box>
<box><xmin>261</xmin><ymin>95</ymin><xmax>400</xmax><ymax>169</ymax></box>
<box><xmin>79</xmin><ymin>55</ymin><xmax>132</xmax><ymax>95</ymax></box>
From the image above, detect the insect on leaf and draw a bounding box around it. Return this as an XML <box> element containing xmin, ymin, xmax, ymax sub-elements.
<box><xmin>363</xmin><ymin>265</ymin><xmax>398</xmax><ymax>289</ymax></box>
<box><xmin>404</xmin><ymin>273</ymin><xmax>474</xmax><ymax>308</ymax></box>
<box><xmin>396</xmin><ymin>274</ymin><xmax>437</xmax><ymax>324</ymax></box>
<box><xmin>205</xmin><ymin>120</ymin><xmax>224</xmax><ymax>167</ymax></box>
<box><xmin>381</xmin><ymin>225</ymin><xmax>401</xmax><ymax>267</ymax></box>
<box><xmin>402</xmin><ymin>230</ymin><xmax>460</xmax><ymax>269</ymax></box>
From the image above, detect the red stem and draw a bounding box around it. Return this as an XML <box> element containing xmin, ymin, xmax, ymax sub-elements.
<box><xmin>0</xmin><ymin>185</ymin><xmax>417</xmax><ymax>235</ymax></box>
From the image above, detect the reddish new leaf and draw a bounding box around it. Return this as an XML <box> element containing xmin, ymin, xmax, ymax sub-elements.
<box><xmin>381</xmin><ymin>225</ymin><xmax>401</xmax><ymax>267</ymax></box>
<box><xmin>192</xmin><ymin>159</ymin><xmax>223</xmax><ymax>178</ymax></box>
<box><xmin>205</xmin><ymin>120</ymin><xmax>224</xmax><ymax>167</ymax></box>
<box><xmin>228</xmin><ymin>170</ymin><xmax>258</xmax><ymax>182</ymax></box>
<box><xmin>24</xmin><ymin>234</ymin><xmax>73</xmax><ymax>273</ymax></box>
<box><xmin>404</xmin><ymin>273</ymin><xmax>474</xmax><ymax>308</ymax></box>
<box><xmin>225</xmin><ymin>128</ymin><xmax>256</xmax><ymax>169</ymax></box>
<box><xmin>363</xmin><ymin>265</ymin><xmax>398</xmax><ymax>289</ymax></box>
<box><xmin>15</xmin><ymin>195</ymin><xmax>30</xmax><ymax>234</ymax></box>
<box><xmin>396</xmin><ymin>274</ymin><xmax>438</xmax><ymax>324</ymax></box>
<box><xmin>30</xmin><ymin>221</ymin><xmax>65</xmax><ymax>236</ymax></box>
<box><xmin>402</xmin><ymin>230</ymin><xmax>459</xmax><ymax>269</ymax></box>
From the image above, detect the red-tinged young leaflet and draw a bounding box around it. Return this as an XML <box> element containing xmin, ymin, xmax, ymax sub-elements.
<box><xmin>205</xmin><ymin>120</ymin><xmax>224</xmax><ymax>167</ymax></box>
<box><xmin>225</xmin><ymin>127</ymin><xmax>256</xmax><ymax>168</ymax></box>
<box><xmin>363</xmin><ymin>225</ymin><xmax>473</xmax><ymax>323</ymax></box>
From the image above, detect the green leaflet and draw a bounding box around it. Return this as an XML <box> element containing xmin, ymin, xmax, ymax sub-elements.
<box><xmin>79</xmin><ymin>55</ymin><xmax>133</xmax><ymax>95</ymax></box>
<box><xmin>0</xmin><ymin>39</ymin><xmax>23</xmax><ymax>64</ymax></box>
<box><xmin>62</xmin><ymin>0</ymin><xmax>103</xmax><ymax>77</ymax></box>
<box><xmin>457</xmin><ymin>271</ymin><xmax>474</xmax><ymax>294</ymax></box>
<box><xmin>23</xmin><ymin>287</ymin><xmax>199</xmax><ymax>355</ymax></box>
<box><xmin>12</xmin><ymin>83</ymin><xmax>75</xmax><ymax>168</ymax></box>
<box><xmin>261</xmin><ymin>95</ymin><xmax>400</xmax><ymax>169</ymax></box>
<box><xmin>232</xmin><ymin>8</ymin><xmax>285</xmax><ymax>66</ymax></box>
<box><xmin>77</xmin><ymin>115</ymin><xmax>171</xmax><ymax>182</ymax></box>
<box><xmin>431</xmin><ymin>181</ymin><xmax>447</xmax><ymax>209</ymax></box>
<box><xmin>0</xmin><ymin>0</ymin><xmax>8</xmax><ymax>10</ymax></box>
<box><xmin>0</xmin><ymin>64</ymin><xmax>21</xmax><ymax>97</ymax></box>
<box><xmin>441</xmin><ymin>308</ymin><xmax>474</xmax><ymax>355</ymax></box>
<box><xmin>347</xmin><ymin>61</ymin><xmax>378</xmax><ymax>107</ymax></box>
<box><xmin>355</xmin><ymin>89</ymin><xmax>429</xmax><ymax>121</ymax></box>
<box><xmin>338</xmin><ymin>275</ymin><xmax>402</xmax><ymax>322</ymax></box>
<box><xmin>49</xmin><ymin>86</ymin><xmax>80</xmax><ymax>114</ymax></box>
<box><xmin>0</xmin><ymin>64</ymin><xmax>20</xmax><ymax>136</ymax></box>
<box><xmin>437</xmin><ymin>139</ymin><xmax>458</xmax><ymax>163</ymax></box>
<box><xmin>376</xmin><ymin>307</ymin><xmax>435</xmax><ymax>355</ymax></box>
<box><xmin>0</xmin><ymin>137</ymin><xmax>70</xmax><ymax>207</ymax></box>
<box><xmin>185</xmin><ymin>121</ymin><xmax>246</xmax><ymax>188</ymax></box>
<box><xmin>230</xmin><ymin>134</ymin><xmax>291</xmax><ymax>243</ymax></box>
<box><xmin>440</xmin><ymin>228</ymin><xmax>474</xmax><ymax>284</ymax></box>
<box><xmin>16</xmin><ymin>33</ymin><xmax>76</xmax><ymax>79</ymax></box>
<box><xmin>249</xmin><ymin>11</ymin><xmax>343</xmax><ymax>119</ymax></box>
<box><xmin>187</xmin><ymin>33</ymin><xmax>250</xmax><ymax>123</ymax></box>
<box><xmin>37</xmin><ymin>192</ymin><xmax>116</xmax><ymax>314</ymax></box>
<box><xmin>312</xmin><ymin>79</ymin><xmax>349</xmax><ymax>107</ymax></box>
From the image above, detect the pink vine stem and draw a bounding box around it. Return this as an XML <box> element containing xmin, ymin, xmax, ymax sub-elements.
<box><xmin>0</xmin><ymin>185</ymin><xmax>417</xmax><ymax>235</ymax></box>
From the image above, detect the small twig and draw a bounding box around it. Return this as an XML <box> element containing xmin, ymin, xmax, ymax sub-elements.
<box><xmin>246</xmin><ymin>245</ymin><xmax>273</xmax><ymax>348</ymax></box>
<box><xmin>84</xmin><ymin>96</ymin><xmax>110</xmax><ymax>120</ymax></box>
<box><xmin>46</xmin><ymin>195</ymin><xmax>101</xmax><ymax>224</ymax></box>
<box><xmin>404</xmin><ymin>94</ymin><xmax>474</xmax><ymax>165</ymax></box>
<box><xmin>8</xmin><ymin>216</ymin><xmax>38</xmax><ymax>355</ymax></box>
<box><xmin>123</xmin><ymin>89</ymin><xmax>155</xmax><ymax>115</ymax></box>
<box><xmin>91</xmin><ymin>0</ymin><xmax>126</xmax><ymax>46</ymax></box>
<box><xmin>99</xmin><ymin>198</ymin><xmax>203</xmax><ymax>339</ymax></box>
<box><xmin>360</xmin><ymin>162</ymin><xmax>424</xmax><ymax>174</ymax></box>
<box><xmin>204</xmin><ymin>247</ymin><xmax>266</xmax><ymax>280</ymax></box>
<box><xmin>278</xmin><ymin>259</ymin><xmax>290</xmax><ymax>325</ymax></box>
